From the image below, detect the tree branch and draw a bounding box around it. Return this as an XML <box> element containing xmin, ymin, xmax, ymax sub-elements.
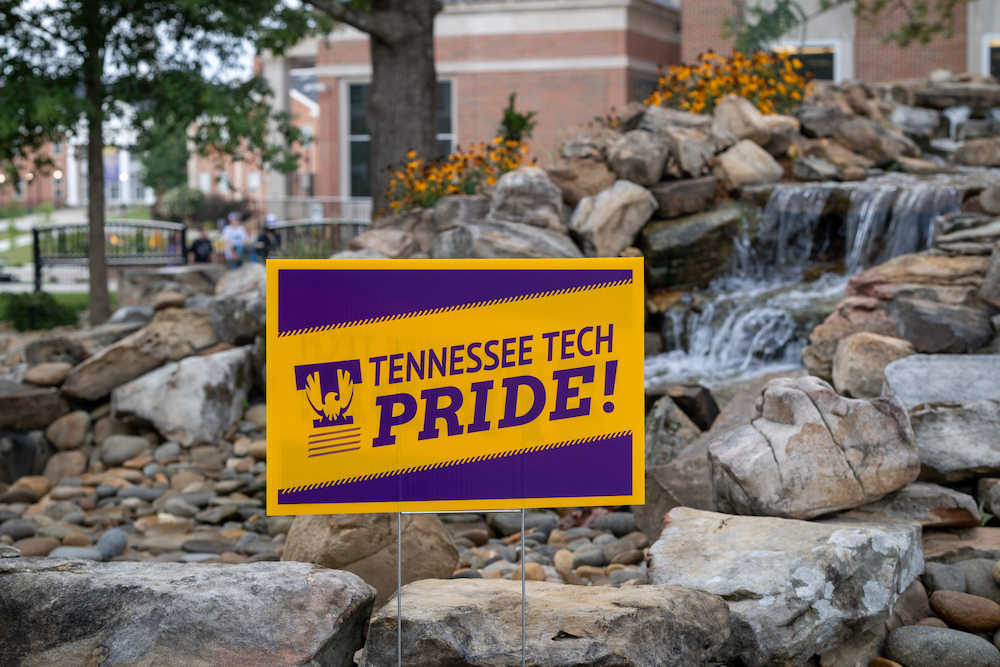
<box><xmin>307</xmin><ymin>0</ymin><xmax>386</xmax><ymax>40</ymax></box>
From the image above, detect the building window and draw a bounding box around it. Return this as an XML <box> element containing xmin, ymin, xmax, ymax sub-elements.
<box><xmin>134</xmin><ymin>180</ymin><xmax>145</xmax><ymax>200</ymax></box>
<box><xmin>52</xmin><ymin>141</ymin><xmax>62</xmax><ymax>155</ymax></box>
<box><xmin>248</xmin><ymin>171</ymin><xmax>261</xmax><ymax>193</ymax></box>
<box><xmin>198</xmin><ymin>171</ymin><xmax>210</xmax><ymax>194</ymax></box>
<box><xmin>218</xmin><ymin>173</ymin><xmax>230</xmax><ymax>195</ymax></box>
<box><xmin>632</xmin><ymin>76</ymin><xmax>659</xmax><ymax>103</ymax></box>
<box><xmin>55</xmin><ymin>177</ymin><xmax>62</xmax><ymax>201</ymax></box>
<box><xmin>108</xmin><ymin>182</ymin><xmax>120</xmax><ymax>200</ymax></box>
<box><xmin>988</xmin><ymin>37</ymin><xmax>1000</xmax><ymax>81</ymax></box>
<box><xmin>772</xmin><ymin>44</ymin><xmax>837</xmax><ymax>82</ymax></box>
<box><xmin>348</xmin><ymin>81</ymin><xmax>454</xmax><ymax>197</ymax></box>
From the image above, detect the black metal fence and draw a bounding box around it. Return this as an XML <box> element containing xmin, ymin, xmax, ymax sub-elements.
<box><xmin>33</xmin><ymin>219</ymin><xmax>187</xmax><ymax>290</ymax></box>
<box><xmin>269</xmin><ymin>218</ymin><xmax>371</xmax><ymax>259</ymax></box>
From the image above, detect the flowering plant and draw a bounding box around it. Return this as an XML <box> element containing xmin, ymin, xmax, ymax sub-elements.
<box><xmin>386</xmin><ymin>137</ymin><xmax>531</xmax><ymax>215</ymax></box>
<box><xmin>645</xmin><ymin>50</ymin><xmax>813</xmax><ymax>115</ymax></box>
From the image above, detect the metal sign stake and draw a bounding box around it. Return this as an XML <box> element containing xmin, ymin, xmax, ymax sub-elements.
<box><xmin>396</xmin><ymin>509</ymin><xmax>527</xmax><ymax>667</ymax></box>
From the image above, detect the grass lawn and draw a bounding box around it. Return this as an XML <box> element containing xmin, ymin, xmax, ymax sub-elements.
<box><xmin>0</xmin><ymin>234</ymin><xmax>32</xmax><ymax>267</ymax></box>
<box><xmin>49</xmin><ymin>292</ymin><xmax>118</xmax><ymax>312</ymax></box>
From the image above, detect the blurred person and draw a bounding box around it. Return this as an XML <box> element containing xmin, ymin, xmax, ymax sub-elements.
<box><xmin>253</xmin><ymin>213</ymin><xmax>281</xmax><ymax>262</ymax></box>
<box><xmin>220</xmin><ymin>211</ymin><xmax>248</xmax><ymax>269</ymax></box>
<box><xmin>189</xmin><ymin>228</ymin><xmax>213</xmax><ymax>263</ymax></box>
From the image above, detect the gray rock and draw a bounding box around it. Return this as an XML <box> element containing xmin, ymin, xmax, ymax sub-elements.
<box><xmin>885</xmin><ymin>625</ymin><xmax>1000</xmax><ymax>667</ymax></box>
<box><xmin>62</xmin><ymin>308</ymin><xmax>220</xmax><ymax>401</ymax></box>
<box><xmin>884</xmin><ymin>355</ymin><xmax>1000</xmax><ymax>482</ymax></box>
<box><xmin>889</xmin><ymin>105</ymin><xmax>942</xmax><ymax>140</ymax></box>
<box><xmin>282</xmin><ymin>513</ymin><xmax>459</xmax><ymax>608</ymax></box>
<box><xmin>0</xmin><ymin>558</ymin><xmax>374</xmax><ymax>667</ymax></box>
<box><xmin>487</xmin><ymin>166</ymin><xmax>566</xmax><ymax>232</ymax></box>
<box><xmin>797</xmin><ymin>105</ymin><xmax>846</xmax><ymax>138</ymax></box>
<box><xmin>119</xmin><ymin>264</ymin><xmax>224</xmax><ymax>306</ymax></box>
<box><xmin>834</xmin><ymin>119</ymin><xmax>921</xmax><ymax>167</ymax></box>
<box><xmin>329</xmin><ymin>248</ymin><xmax>389</xmax><ymax>260</ymax></box>
<box><xmin>713</xmin><ymin>139</ymin><xmax>785</xmax><ymax>191</ymax></box>
<box><xmin>922</xmin><ymin>561</ymin><xmax>967</xmax><ymax>594</ymax></box>
<box><xmin>561</xmin><ymin>135</ymin><xmax>602</xmax><ymax>159</ymax></box>
<box><xmin>209</xmin><ymin>295</ymin><xmax>266</xmax><ymax>346</ymax></box>
<box><xmin>154</xmin><ymin>441</ymin><xmax>182</xmax><ymax>462</ymax></box>
<box><xmin>0</xmin><ymin>519</ymin><xmax>36</xmax><ymax>541</ymax></box>
<box><xmin>487</xmin><ymin>510</ymin><xmax>559</xmax><ymax>536</ymax></box>
<box><xmin>889</xmin><ymin>296</ymin><xmax>994</xmax><ymax>353</ymax></box>
<box><xmin>709</xmin><ymin>376</ymin><xmax>920</xmax><ymax>519</ymax></box>
<box><xmin>980</xmin><ymin>243</ymin><xmax>1000</xmax><ymax>310</ymax></box>
<box><xmin>112</xmin><ymin>346</ymin><xmax>253</xmax><ymax>448</ymax></box>
<box><xmin>117</xmin><ymin>486</ymin><xmax>164</xmax><ymax>502</ymax></box>
<box><xmin>792</xmin><ymin>156</ymin><xmax>843</xmax><ymax>181</ymax></box>
<box><xmin>640</xmin><ymin>201</ymin><xmax>742</xmax><ymax>289</ymax></box>
<box><xmin>108</xmin><ymin>305</ymin><xmax>155</xmax><ymax>325</ymax></box>
<box><xmin>648</xmin><ymin>507</ymin><xmax>923</xmax><ymax>667</ymax></box>
<box><xmin>433</xmin><ymin>195</ymin><xmax>490</xmax><ymax>230</ymax></box>
<box><xmin>834</xmin><ymin>482</ymin><xmax>980</xmax><ymax>529</ymax></box>
<box><xmin>46</xmin><ymin>546</ymin><xmax>104</xmax><ymax>560</ymax></box>
<box><xmin>164</xmin><ymin>497</ymin><xmax>200</xmax><ymax>518</ymax></box>
<box><xmin>638</xmin><ymin>104</ymin><xmax>714</xmax><ymax>133</ymax></box>
<box><xmin>831</xmin><ymin>331</ymin><xmax>914</xmax><ymax>399</ymax></box>
<box><xmin>97</xmin><ymin>528</ymin><xmax>129</xmax><ymax>560</ymax></box>
<box><xmin>659</xmin><ymin>125</ymin><xmax>716</xmax><ymax>179</ymax></box>
<box><xmin>568</xmin><ymin>180</ymin><xmax>657</xmax><ymax>257</ymax></box>
<box><xmin>590</xmin><ymin>512</ymin><xmax>638</xmax><ymax>538</ymax></box>
<box><xmin>644</xmin><ymin>394</ymin><xmax>701</xmax><ymax>467</ymax></box>
<box><xmin>100</xmin><ymin>435</ymin><xmax>151</xmax><ymax>466</ymax></box>
<box><xmin>429</xmin><ymin>220</ymin><xmax>583</xmax><ymax>259</ymax></box>
<box><xmin>607</xmin><ymin>130</ymin><xmax>669</xmax><ymax>186</ymax></box>
<box><xmin>958</xmin><ymin>558</ymin><xmax>1000</xmax><ymax>603</ymax></box>
<box><xmin>23</xmin><ymin>322</ymin><xmax>144</xmax><ymax>366</ymax></box>
<box><xmin>215</xmin><ymin>262</ymin><xmax>266</xmax><ymax>299</ymax></box>
<box><xmin>545</xmin><ymin>157</ymin><xmax>617</xmax><ymax>209</ymax></box>
<box><xmin>183</xmin><ymin>295</ymin><xmax>215</xmax><ymax>309</ymax></box>
<box><xmin>572</xmin><ymin>548</ymin><xmax>609</xmax><ymax>568</ymax></box>
<box><xmin>0</xmin><ymin>381</ymin><xmax>69</xmax><ymax>431</ymax></box>
<box><xmin>713</xmin><ymin>93</ymin><xmax>771</xmax><ymax>146</ymax></box>
<box><xmin>648</xmin><ymin>176</ymin><xmax>718</xmax><ymax>220</ymax></box>
<box><xmin>761</xmin><ymin>114</ymin><xmax>802</xmax><ymax>157</ymax></box>
<box><xmin>347</xmin><ymin>229</ymin><xmax>419</xmax><ymax>259</ymax></box>
<box><xmin>955</xmin><ymin>138</ymin><xmax>1000</xmax><ymax>167</ymax></box>
<box><xmin>359</xmin><ymin>579</ymin><xmax>730</xmax><ymax>667</ymax></box>
<box><xmin>0</xmin><ymin>546</ymin><xmax>20</xmax><ymax>558</ymax></box>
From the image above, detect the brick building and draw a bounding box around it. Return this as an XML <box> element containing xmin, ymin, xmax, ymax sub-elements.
<box><xmin>251</xmin><ymin>0</ymin><xmax>681</xmax><ymax>208</ymax></box>
<box><xmin>682</xmin><ymin>0</ymin><xmax>1000</xmax><ymax>84</ymax></box>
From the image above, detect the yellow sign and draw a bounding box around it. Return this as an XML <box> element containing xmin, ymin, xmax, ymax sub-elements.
<box><xmin>266</xmin><ymin>258</ymin><xmax>644</xmax><ymax>514</ymax></box>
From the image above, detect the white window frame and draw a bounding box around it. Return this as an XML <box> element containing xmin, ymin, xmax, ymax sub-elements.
<box><xmin>198</xmin><ymin>171</ymin><xmax>210</xmax><ymax>194</ymax></box>
<box><xmin>770</xmin><ymin>39</ymin><xmax>843</xmax><ymax>84</ymax></box>
<box><xmin>983</xmin><ymin>33</ymin><xmax>1000</xmax><ymax>78</ymax></box>
<box><xmin>339</xmin><ymin>77</ymin><xmax>458</xmax><ymax>197</ymax></box>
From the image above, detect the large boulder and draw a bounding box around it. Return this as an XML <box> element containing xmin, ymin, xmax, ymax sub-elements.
<box><xmin>713</xmin><ymin>140</ymin><xmax>784</xmax><ymax>191</ymax></box>
<box><xmin>803</xmin><ymin>138</ymin><xmax>876</xmax><ymax>170</ymax></box>
<box><xmin>713</xmin><ymin>93</ymin><xmax>771</xmax><ymax>146</ymax></box>
<box><xmin>802</xmin><ymin>296</ymin><xmax>900</xmax><ymax>381</ymax></box>
<box><xmin>209</xmin><ymin>294</ymin><xmax>267</xmax><ymax>346</ymax></box>
<box><xmin>884</xmin><ymin>354</ymin><xmax>1000</xmax><ymax>482</ymax></box>
<box><xmin>644</xmin><ymin>394</ymin><xmax>701</xmax><ymax>467</ymax></box>
<box><xmin>433</xmin><ymin>195</ymin><xmax>490</xmax><ymax>230</ymax></box>
<box><xmin>347</xmin><ymin>229</ymin><xmax>420</xmax><ymax>259</ymax></box>
<box><xmin>487</xmin><ymin>166</ymin><xmax>566</xmax><ymax>232</ymax></box>
<box><xmin>23</xmin><ymin>322</ymin><xmax>143</xmax><ymax>367</ymax></box>
<box><xmin>833</xmin><ymin>119</ymin><xmax>921</xmax><ymax>167</ymax></box>
<box><xmin>118</xmin><ymin>264</ymin><xmax>225</xmax><ymax>306</ymax></box>
<box><xmin>660</xmin><ymin>125</ymin><xmax>717</xmax><ymax>179</ymax></box>
<box><xmin>761</xmin><ymin>114</ymin><xmax>802</xmax><ymax>157</ymax></box>
<box><xmin>568</xmin><ymin>180</ymin><xmax>657</xmax><ymax>257</ymax></box>
<box><xmin>708</xmin><ymin>375</ymin><xmax>920</xmax><ymax>519</ymax></box>
<box><xmin>888</xmin><ymin>296</ymin><xmax>994</xmax><ymax>353</ymax></box>
<box><xmin>358</xmin><ymin>579</ymin><xmax>730</xmax><ymax>667</ymax></box>
<box><xmin>606</xmin><ymin>130</ymin><xmax>668</xmax><ymax>186</ymax></box>
<box><xmin>215</xmin><ymin>262</ymin><xmax>266</xmax><ymax>299</ymax></box>
<box><xmin>282</xmin><ymin>513</ymin><xmax>458</xmax><ymax>608</ymax></box>
<box><xmin>831</xmin><ymin>331</ymin><xmax>915</xmax><ymax>398</ymax></box>
<box><xmin>846</xmin><ymin>252</ymin><xmax>990</xmax><ymax>301</ymax></box>
<box><xmin>648</xmin><ymin>507</ymin><xmax>922</xmax><ymax>667</ymax></box>
<box><xmin>889</xmin><ymin>105</ymin><xmax>942</xmax><ymax>141</ymax></box>
<box><xmin>111</xmin><ymin>346</ymin><xmax>252</xmax><ymax>447</ymax></box>
<box><xmin>0</xmin><ymin>558</ymin><xmax>374</xmax><ymax>667</ymax></box>
<box><xmin>979</xmin><ymin>242</ymin><xmax>1000</xmax><ymax>310</ymax></box>
<box><xmin>61</xmin><ymin>308</ymin><xmax>219</xmax><ymax>401</ymax></box>
<box><xmin>834</xmin><ymin>481</ymin><xmax>980</xmax><ymax>529</ymax></box>
<box><xmin>954</xmin><ymin>138</ymin><xmax>1000</xmax><ymax>167</ymax></box>
<box><xmin>638</xmin><ymin>104</ymin><xmax>713</xmax><ymax>133</ymax></box>
<box><xmin>797</xmin><ymin>105</ymin><xmax>846</xmax><ymax>138</ymax></box>
<box><xmin>792</xmin><ymin>156</ymin><xmax>842</xmax><ymax>181</ymax></box>
<box><xmin>648</xmin><ymin>175</ymin><xmax>718</xmax><ymax>220</ymax></box>
<box><xmin>0</xmin><ymin>382</ymin><xmax>68</xmax><ymax>431</ymax></box>
<box><xmin>640</xmin><ymin>202</ymin><xmax>743</xmax><ymax>288</ymax></box>
<box><xmin>429</xmin><ymin>220</ymin><xmax>583</xmax><ymax>259</ymax></box>
<box><xmin>545</xmin><ymin>157</ymin><xmax>616</xmax><ymax>208</ymax></box>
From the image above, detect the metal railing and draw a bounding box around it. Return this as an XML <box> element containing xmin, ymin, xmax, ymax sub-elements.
<box><xmin>32</xmin><ymin>219</ymin><xmax>187</xmax><ymax>290</ymax></box>
<box><xmin>268</xmin><ymin>217</ymin><xmax>372</xmax><ymax>259</ymax></box>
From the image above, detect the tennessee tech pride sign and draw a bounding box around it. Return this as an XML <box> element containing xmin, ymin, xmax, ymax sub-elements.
<box><xmin>266</xmin><ymin>258</ymin><xmax>644</xmax><ymax>514</ymax></box>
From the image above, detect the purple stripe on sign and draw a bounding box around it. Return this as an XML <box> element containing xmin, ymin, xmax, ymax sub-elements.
<box><xmin>278</xmin><ymin>432</ymin><xmax>632</xmax><ymax>504</ymax></box>
<box><xmin>278</xmin><ymin>269</ymin><xmax>632</xmax><ymax>335</ymax></box>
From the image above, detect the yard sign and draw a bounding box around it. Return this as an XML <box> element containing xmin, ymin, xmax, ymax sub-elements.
<box><xmin>266</xmin><ymin>258</ymin><xmax>644</xmax><ymax>514</ymax></box>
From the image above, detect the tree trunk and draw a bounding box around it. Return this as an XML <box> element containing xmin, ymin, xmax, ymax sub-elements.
<box><xmin>367</xmin><ymin>0</ymin><xmax>441</xmax><ymax>213</ymax></box>
<box><xmin>85</xmin><ymin>76</ymin><xmax>110</xmax><ymax>324</ymax></box>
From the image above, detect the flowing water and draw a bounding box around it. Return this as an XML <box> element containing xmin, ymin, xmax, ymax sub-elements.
<box><xmin>644</xmin><ymin>169</ymin><xmax>999</xmax><ymax>389</ymax></box>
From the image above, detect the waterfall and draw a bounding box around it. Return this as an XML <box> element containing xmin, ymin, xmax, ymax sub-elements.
<box><xmin>844</xmin><ymin>187</ymin><xmax>896</xmax><ymax>273</ymax></box>
<box><xmin>942</xmin><ymin>106</ymin><xmax>972</xmax><ymax>141</ymax></box>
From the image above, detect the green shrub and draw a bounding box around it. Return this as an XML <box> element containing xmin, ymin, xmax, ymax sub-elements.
<box><xmin>0</xmin><ymin>292</ymin><xmax>78</xmax><ymax>331</ymax></box>
<box><xmin>156</xmin><ymin>185</ymin><xmax>204</xmax><ymax>223</ymax></box>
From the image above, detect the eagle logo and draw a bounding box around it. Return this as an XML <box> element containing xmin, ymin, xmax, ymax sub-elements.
<box><xmin>294</xmin><ymin>360</ymin><xmax>362</xmax><ymax>428</ymax></box>
<box><xmin>305</xmin><ymin>369</ymin><xmax>354</xmax><ymax>424</ymax></box>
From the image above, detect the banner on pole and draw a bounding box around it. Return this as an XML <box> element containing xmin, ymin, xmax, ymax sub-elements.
<box><xmin>266</xmin><ymin>259</ymin><xmax>644</xmax><ymax>514</ymax></box>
